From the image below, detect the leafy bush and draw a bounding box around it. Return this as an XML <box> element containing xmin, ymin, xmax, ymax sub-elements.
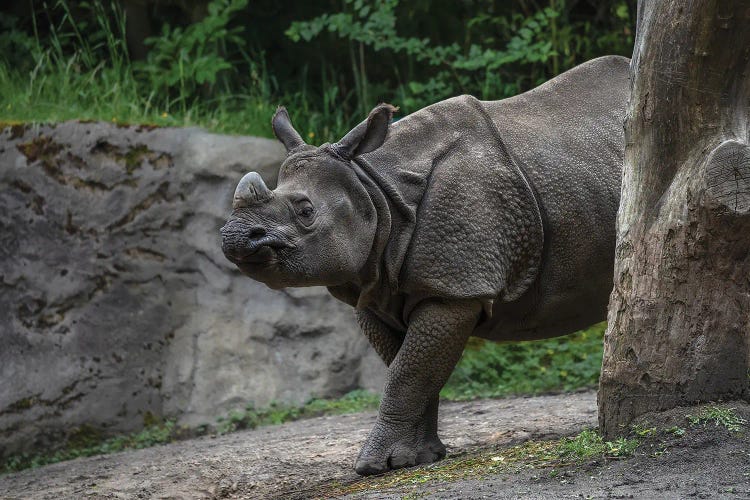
<box><xmin>441</xmin><ymin>323</ymin><xmax>606</xmax><ymax>400</ymax></box>
<box><xmin>0</xmin><ymin>0</ymin><xmax>633</xmax><ymax>142</ymax></box>
<box><xmin>286</xmin><ymin>0</ymin><xmax>632</xmax><ymax>113</ymax></box>
<box><xmin>135</xmin><ymin>0</ymin><xmax>248</xmax><ymax>113</ymax></box>
<box><xmin>287</xmin><ymin>0</ymin><xmax>558</xmax><ymax>112</ymax></box>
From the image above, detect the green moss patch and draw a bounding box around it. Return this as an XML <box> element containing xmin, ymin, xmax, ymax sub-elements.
<box><xmin>16</xmin><ymin>135</ymin><xmax>64</xmax><ymax>173</ymax></box>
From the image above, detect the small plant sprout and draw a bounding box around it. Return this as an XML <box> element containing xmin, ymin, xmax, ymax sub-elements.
<box><xmin>666</xmin><ymin>426</ymin><xmax>686</xmax><ymax>437</ymax></box>
<box><xmin>631</xmin><ymin>423</ymin><xmax>657</xmax><ymax>437</ymax></box>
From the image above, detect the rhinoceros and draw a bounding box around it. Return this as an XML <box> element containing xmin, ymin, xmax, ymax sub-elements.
<box><xmin>221</xmin><ymin>55</ymin><xmax>629</xmax><ymax>475</ymax></box>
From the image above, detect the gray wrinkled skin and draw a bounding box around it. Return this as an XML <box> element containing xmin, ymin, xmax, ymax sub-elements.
<box><xmin>221</xmin><ymin>56</ymin><xmax>629</xmax><ymax>475</ymax></box>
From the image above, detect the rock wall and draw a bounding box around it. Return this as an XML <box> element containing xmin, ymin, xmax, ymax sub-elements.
<box><xmin>0</xmin><ymin>121</ymin><xmax>384</xmax><ymax>458</ymax></box>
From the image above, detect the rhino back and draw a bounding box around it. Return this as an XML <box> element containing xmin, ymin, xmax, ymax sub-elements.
<box><xmin>478</xmin><ymin>55</ymin><xmax>630</xmax><ymax>340</ymax></box>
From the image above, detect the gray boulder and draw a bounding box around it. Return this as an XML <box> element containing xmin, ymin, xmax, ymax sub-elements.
<box><xmin>0</xmin><ymin>121</ymin><xmax>384</xmax><ymax>458</ymax></box>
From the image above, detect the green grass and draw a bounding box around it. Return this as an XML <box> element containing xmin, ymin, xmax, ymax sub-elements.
<box><xmin>1</xmin><ymin>420</ymin><xmax>180</xmax><ymax>474</ymax></box>
<box><xmin>215</xmin><ymin>389</ymin><xmax>380</xmax><ymax>434</ymax></box>
<box><xmin>557</xmin><ymin>429</ymin><xmax>639</xmax><ymax>460</ymax></box>
<box><xmin>0</xmin><ymin>389</ymin><xmax>380</xmax><ymax>475</ymax></box>
<box><xmin>0</xmin><ymin>1</ymin><xmax>353</xmax><ymax>143</ymax></box>
<box><xmin>686</xmin><ymin>405</ymin><xmax>747</xmax><ymax>432</ymax></box>
<box><xmin>0</xmin><ymin>56</ymin><xmax>351</xmax><ymax>142</ymax></box>
<box><xmin>0</xmin><ymin>61</ymin><xmax>343</xmax><ymax>141</ymax></box>
<box><xmin>441</xmin><ymin>323</ymin><xmax>606</xmax><ymax>400</ymax></box>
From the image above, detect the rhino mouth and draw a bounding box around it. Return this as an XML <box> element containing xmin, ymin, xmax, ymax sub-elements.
<box><xmin>222</xmin><ymin>234</ymin><xmax>292</xmax><ymax>267</ymax></box>
<box><xmin>234</xmin><ymin>245</ymin><xmax>278</xmax><ymax>264</ymax></box>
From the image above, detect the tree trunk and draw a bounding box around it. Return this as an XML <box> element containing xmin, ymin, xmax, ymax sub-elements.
<box><xmin>598</xmin><ymin>0</ymin><xmax>750</xmax><ymax>437</ymax></box>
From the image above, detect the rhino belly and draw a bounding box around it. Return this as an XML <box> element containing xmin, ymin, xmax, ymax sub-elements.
<box><xmin>472</xmin><ymin>284</ymin><xmax>609</xmax><ymax>341</ymax></box>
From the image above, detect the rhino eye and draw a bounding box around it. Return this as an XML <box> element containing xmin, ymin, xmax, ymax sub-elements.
<box><xmin>295</xmin><ymin>200</ymin><xmax>315</xmax><ymax>225</ymax></box>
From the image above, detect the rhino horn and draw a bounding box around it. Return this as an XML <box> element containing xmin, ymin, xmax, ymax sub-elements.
<box><xmin>233</xmin><ymin>172</ymin><xmax>274</xmax><ymax>208</ymax></box>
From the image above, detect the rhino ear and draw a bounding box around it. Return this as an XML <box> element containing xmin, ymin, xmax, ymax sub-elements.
<box><xmin>272</xmin><ymin>106</ymin><xmax>306</xmax><ymax>153</ymax></box>
<box><xmin>335</xmin><ymin>103</ymin><xmax>397</xmax><ymax>158</ymax></box>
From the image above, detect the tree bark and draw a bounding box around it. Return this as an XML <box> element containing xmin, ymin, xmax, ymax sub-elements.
<box><xmin>599</xmin><ymin>0</ymin><xmax>750</xmax><ymax>437</ymax></box>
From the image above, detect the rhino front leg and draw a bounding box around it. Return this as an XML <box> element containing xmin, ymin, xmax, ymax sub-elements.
<box><xmin>355</xmin><ymin>299</ymin><xmax>481</xmax><ymax>475</ymax></box>
<box><xmin>356</xmin><ymin>310</ymin><xmax>446</xmax><ymax>465</ymax></box>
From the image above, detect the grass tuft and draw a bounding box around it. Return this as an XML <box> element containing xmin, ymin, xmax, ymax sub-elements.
<box><xmin>557</xmin><ymin>429</ymin><xmax>638</xmax><ymax>461</ymax></box>
<box><xmin>686</xmin><ymin>405</ymin><xmax>747</xmax><ymax>432</ymax></box>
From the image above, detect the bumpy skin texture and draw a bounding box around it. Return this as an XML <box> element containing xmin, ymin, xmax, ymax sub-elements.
<box><xmin>355</xmin><ymin>309</ymin><xmax>444</xmax><ymax>472</ymax></box>
<box><xmin>221</xmin><ymin>56</ymin><xmax>630</xmax><ymax>475</ymax></box>
<box><xmin>354</xmin><ymin>300</ymin><xmax>481</xmax><ymax>474</ymax></box>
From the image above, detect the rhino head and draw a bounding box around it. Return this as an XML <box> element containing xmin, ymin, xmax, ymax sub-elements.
<box><xmin>221</xmin><ymin>104</ymin><xmax>396</xmax><ymax>289</ymax></box>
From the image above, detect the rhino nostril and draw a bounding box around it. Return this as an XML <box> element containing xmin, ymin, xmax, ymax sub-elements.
<box><xmin>248</xmin><ymin>227</ymin><xmax>267</xmax><ymax>241</ymax></box>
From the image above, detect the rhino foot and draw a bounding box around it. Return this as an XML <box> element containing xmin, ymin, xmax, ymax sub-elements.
<box><xmin>354</xmin><ymin>419</ymin><xmax>446</xmax><ymax>476</ymax></box>
<box><xmin>416</xmin><ymin>436</ymin><xmax>446</xmax><ymax>463</ymax></box>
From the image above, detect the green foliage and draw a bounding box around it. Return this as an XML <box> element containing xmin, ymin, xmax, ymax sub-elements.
<box><xmin>1</xmin><ymin>1</ymin><xmax>146</xmax><ymax>129</ymax></box>
<box><xmin>286</xmin><ymin>0</ymin><xmax>633</xmax><ymax>113</ymax></box>
<box><xmin>1</xmin><ymin>420</ymin><xmax>179</xmax><ymax>474</ymax></box>
<box><xmin>135</xmin><ymin>0</ymin><xmax>248</xmax><ymax>114</ymax></box>
<box><xmin>0</xmin><ymin>0</ymin><xmax>633</xmax><ymax>142</ymax></box>
<box><xmin>1</xmin><ymin>390</ymin><xmax>380</xmax><ymax>474</ymax></box>
<box><xmin>216</xmin><ymin>389</ymin><xmax>380</xmax><ymax>434</ymax></box>
<box><xmin>666</xmin><ymin>425</ymin><xmax>686</xmax><ymax>437</ymax></box>
<box><xmin>0</xmin><ymin>0</ymin><xmax>350</xmax><ymax>141</ymax></box>
<box><xmin>441</xmin><ymin>323</ymin><xmax>606</xmax><ymax>400</ymax></box>
<box><xmin>556</xmin><ymin>429</ymin><xmax>639</xmax><ymax>459</ymax></box>
<box><xmin>286</xmin><ymin>0</ymin><xmax>559</xmax><ymax>112</ymax></box>
<box><xmin>686</xmin><ymin>406</ymin><xmax>747</xmax><ymax>432</ymax></box>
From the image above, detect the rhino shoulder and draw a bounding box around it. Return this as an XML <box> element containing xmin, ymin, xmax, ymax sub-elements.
<box><xmin>399</xmin><ymin>96</ymin><xmax>544</xmax><ymax>304</ymax></box>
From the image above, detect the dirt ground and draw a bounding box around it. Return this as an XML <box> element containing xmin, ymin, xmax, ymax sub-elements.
<box><xmin>354</xmin><ymin>403</ymin><xmax>750</xmax><ymax>500</ymax></box>
<box><xmin>2</xmin><ymin>390</ymin><xmax>749</xmax><ymax>499</ymax></box>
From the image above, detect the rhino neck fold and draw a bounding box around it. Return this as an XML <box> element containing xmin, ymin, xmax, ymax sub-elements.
<box><xmin>356</xmin><ymin>159</ymin><xmax>395</xmax><ymax>306</ymax></box>
<box><xmin>328</xmin><ymin>157</ymin><xmax>416</xmax><ymax>310</ymax></box>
